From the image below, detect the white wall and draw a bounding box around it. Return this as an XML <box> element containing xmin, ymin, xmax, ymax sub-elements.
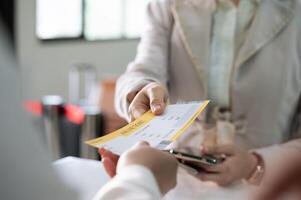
<box><xmin>16</xmin><ymin>0</ymin><xmax>139</xmax><ymax>100</ymax></box>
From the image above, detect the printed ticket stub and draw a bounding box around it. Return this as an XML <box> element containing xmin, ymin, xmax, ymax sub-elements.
<box><xmin>86</xmin><ymin>101</ymin><xmax>209</xmax><ymax>154</ymax></box>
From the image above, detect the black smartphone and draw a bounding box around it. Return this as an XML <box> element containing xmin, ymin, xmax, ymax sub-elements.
<box><xmin>164</xmin><ymin>147</ymin><xmax>225</xmax><ymax>166</ymax></box>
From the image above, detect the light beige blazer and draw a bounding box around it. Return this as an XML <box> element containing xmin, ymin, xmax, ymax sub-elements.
<box><xmin>115</xmin><ymin>0</ymin><xmax>301</xmax><ymax>177</ymax></box>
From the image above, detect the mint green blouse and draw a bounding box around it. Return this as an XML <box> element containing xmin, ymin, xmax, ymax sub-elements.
<box><xmin>208</xmin><ymin>0</ymin><xmax>260</xmax><ymax>108</ymax></box>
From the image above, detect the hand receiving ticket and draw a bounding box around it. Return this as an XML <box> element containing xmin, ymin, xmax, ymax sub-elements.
<box><xmin>86</xmin><ymin>101</ymin><xmax>209</xmax><ymax>154</ymax></box>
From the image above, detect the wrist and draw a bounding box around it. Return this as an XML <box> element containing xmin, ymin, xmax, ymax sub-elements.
<box><xmin>246</xmin><ymin>153</ymin><xmax>259</xmax><ymax>179</ymax></box>
<box><xmin>245</xmin><ymin>152</ymin><xmax>265</xmax><ymax>185</ymax></box>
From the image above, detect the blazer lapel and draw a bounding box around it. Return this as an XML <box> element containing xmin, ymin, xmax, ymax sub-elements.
<box><xmin>171</xmin><ymin>0</ymin><xmax>213</xmax><ymax>95</ymax></box>
<box><xmin>235</xmin><ymin>0</ymin><xmax>294</xmax><ymax>69</ymax></box>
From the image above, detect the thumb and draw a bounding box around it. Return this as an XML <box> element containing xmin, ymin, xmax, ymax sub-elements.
<box><xmin>203</xmin><ymin>145</ymin><xmax>235</xmax><ymax>156</ymax></box>
<box><xmin>147</xmin><ymin>87</ymin><xmax>167</xmax><ymax>115</ymax></box>
<box><xmin>131</xmin><ymin>141</ymin><xmax>150</xmax><ymax>150</ymax></box>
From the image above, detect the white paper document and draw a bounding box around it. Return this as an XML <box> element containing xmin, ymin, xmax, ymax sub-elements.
<box><xmin>86</xmin><ymin>101</ymin><xmax>209</xmax><ymax>154</ymax></box>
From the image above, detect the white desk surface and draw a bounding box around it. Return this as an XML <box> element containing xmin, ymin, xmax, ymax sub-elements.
<box><xmin>54</xmin><ymin>157</ymin><xmax>110</xmax><ymax>200</ymax></box>
<box><xmin>54</xmin><ymin>157</ymin><xmax>252</xmax><ymax>200</ymax></box>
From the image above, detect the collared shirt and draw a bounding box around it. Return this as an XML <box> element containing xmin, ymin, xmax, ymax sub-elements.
<box><xmin>208</xmin><ymin>0</ymin><xmax>260</xmax><ymax>108</ymax></box>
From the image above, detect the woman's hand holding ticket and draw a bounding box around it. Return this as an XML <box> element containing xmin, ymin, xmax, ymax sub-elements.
<box><xmin>128</xmin><ymin>83</ymin><xmax>168</xmax><ymax>121</ymax></box>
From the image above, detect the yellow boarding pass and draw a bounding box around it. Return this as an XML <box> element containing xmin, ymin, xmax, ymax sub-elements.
<box><xmin>86</xmin><ymin>101</ymin><xmax>209</xmax><ymax>154</ymax></box>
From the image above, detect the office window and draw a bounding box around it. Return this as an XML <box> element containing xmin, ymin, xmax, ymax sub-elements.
<box><xmin>36</xmin><ymin>0</ymin><xmax>83</xmax><ymax>40</ymax></box>
<box><xmin>84</xmin><ymin>0</ymin><xmax>123</xmax><ymax>40</ymax></box>
<box><xmin>124</xmin><ymin>0</ymin><xmax>151</xmax><ymax>38</ymax></box>
<box><xmin>36</xmin><ymin>0</ymin><xmax>151</xmax><ymax>41</ymax></box>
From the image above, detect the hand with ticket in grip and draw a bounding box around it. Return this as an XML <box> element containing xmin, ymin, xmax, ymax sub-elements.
<box><xmin>196</xmin><ymin>144</ymin><xmax>260</xmax><ymax>186</ymax></box>
<box><xmin>98</xmin><ymin>141</ymin><xmax>178</xmax><ymax>195</ymax></box>
<box><xmin>193</xmin><ymin>126</ymin><xmax>262</xmax><ymax>186</ymax></box>
<box><xmin>127</xmin><ymin>82</ymin><xmax>168</xmax><ymax>121</ymax></box>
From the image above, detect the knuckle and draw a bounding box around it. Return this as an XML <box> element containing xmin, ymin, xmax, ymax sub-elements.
<box><xmin>147</xmin><ymin>86</ymin><xmax>158</xmax><ymax>94</ymax></box>
<box><xmin>150</xmin><ymin>99</ymin><xmax>162</xmax><ymax>105</ymax></box>
<box><xmin>217</xmin><ymin>176</ymin><xmax>229</xmax><ymax>186</ymax></box>
<box><xmin>216</xmin><ymin>180</ymin><xmax>223</xmax><ymax>185</ymax></box>
<box><xmin>129</xmin><ymin>104</ymin><xmax>140</xmax><ymax>114</ymax></box>
<box><xmin>214</xmin><ymin>176</ymin><xmax>223</xmax><ymax>185</ymax></box>
<box><xmin>153</xmin><ymin>84</ymin><xmax>164</xmax><ymax>91</ymax></box>
<box><xmin>147</xmin><ymin>83</ymin><xmax>164</xmax><ymax>93</ymax></box>
<box><xmin>218</xmin><ymin>180</ymin><xmax>227</xmax><ymax>186</ymax></box>
<box><xmin>143</xmin><ymin>82</ymin><xmax>156</xmax><ymax>90</ymax></box>
<box><xmin>129</xmin><ymin>97</ymin><xmax>146</xmax><ymax>110</ymax></box>
<box><xmin>224</xmin><ymin>165</ymin><xmax>230</xmax><ymax>173</ymax></box>
<box><xmin>130</xmin><ymin>94</ymin><xmax>143</xmax><ymax>105</ymax></box>
<box><xmin>196</xmin><ymin>174</ymin><xmax>204</xmax><ymax>181</ymax></box>
<box><xmin>144</xmin><ymin>88</ymin><xmax>154</xmax><ymax>97</ymax></box>
<box><xmin>148</xmin><ymin>82</ymin><xmax>161</xmax><ymax>88</ymax></box>
<box><xmin>128</xmin><ymin>103</ymin><xmax>135</xmax><ymax>112</ymax></box>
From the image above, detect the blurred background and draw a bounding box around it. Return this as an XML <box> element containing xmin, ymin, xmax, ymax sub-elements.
<box><xmin>17</xmin><ymin>0</ymin><xmax>150</xmax><ymax>100</ymax></box>
<box><xmin>1</xmin><ymin>0</ymin><xmax>151</xmax><ymax>160</ymax></box>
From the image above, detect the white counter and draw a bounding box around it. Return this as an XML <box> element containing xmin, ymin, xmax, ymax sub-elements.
<box><xmin>54</xmin><ymin>157</ymin><xmax>253</xmax><ymax>200</ymax></box>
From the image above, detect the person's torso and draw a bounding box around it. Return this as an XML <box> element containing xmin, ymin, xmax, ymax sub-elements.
<box><xmin>166</xmin><ymin>0</ymin><xmax>301</xmax><ymax>148</ymax></box>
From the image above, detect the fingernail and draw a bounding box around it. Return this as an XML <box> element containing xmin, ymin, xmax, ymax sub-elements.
<box><xmin>139</xmin><ymin>141</ymin><xmax>150</xmax><ymax>146</ymax></box>
<box><xmin>132</xmin><ymin>141</ymin><xmax>150</xmax><ymax>150</ymax></box>
<box><xmin>98</xmin><ymin>148</ymin><xmax>107</xmax><ymax>155</ymax></box>
<box><xmin>152</xmin><ymin>104</ymin><xmax>161</xmax><ymax>113</ymax></box>
<box><xmin>200</xmin><ymin>146</ymin><xmax>207</xmax><ymax>154</ymax></box>
<box><xmin>133</xmin><ymin>110</ymin><xmax>143</xmax><ymax>119</ymax></box>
